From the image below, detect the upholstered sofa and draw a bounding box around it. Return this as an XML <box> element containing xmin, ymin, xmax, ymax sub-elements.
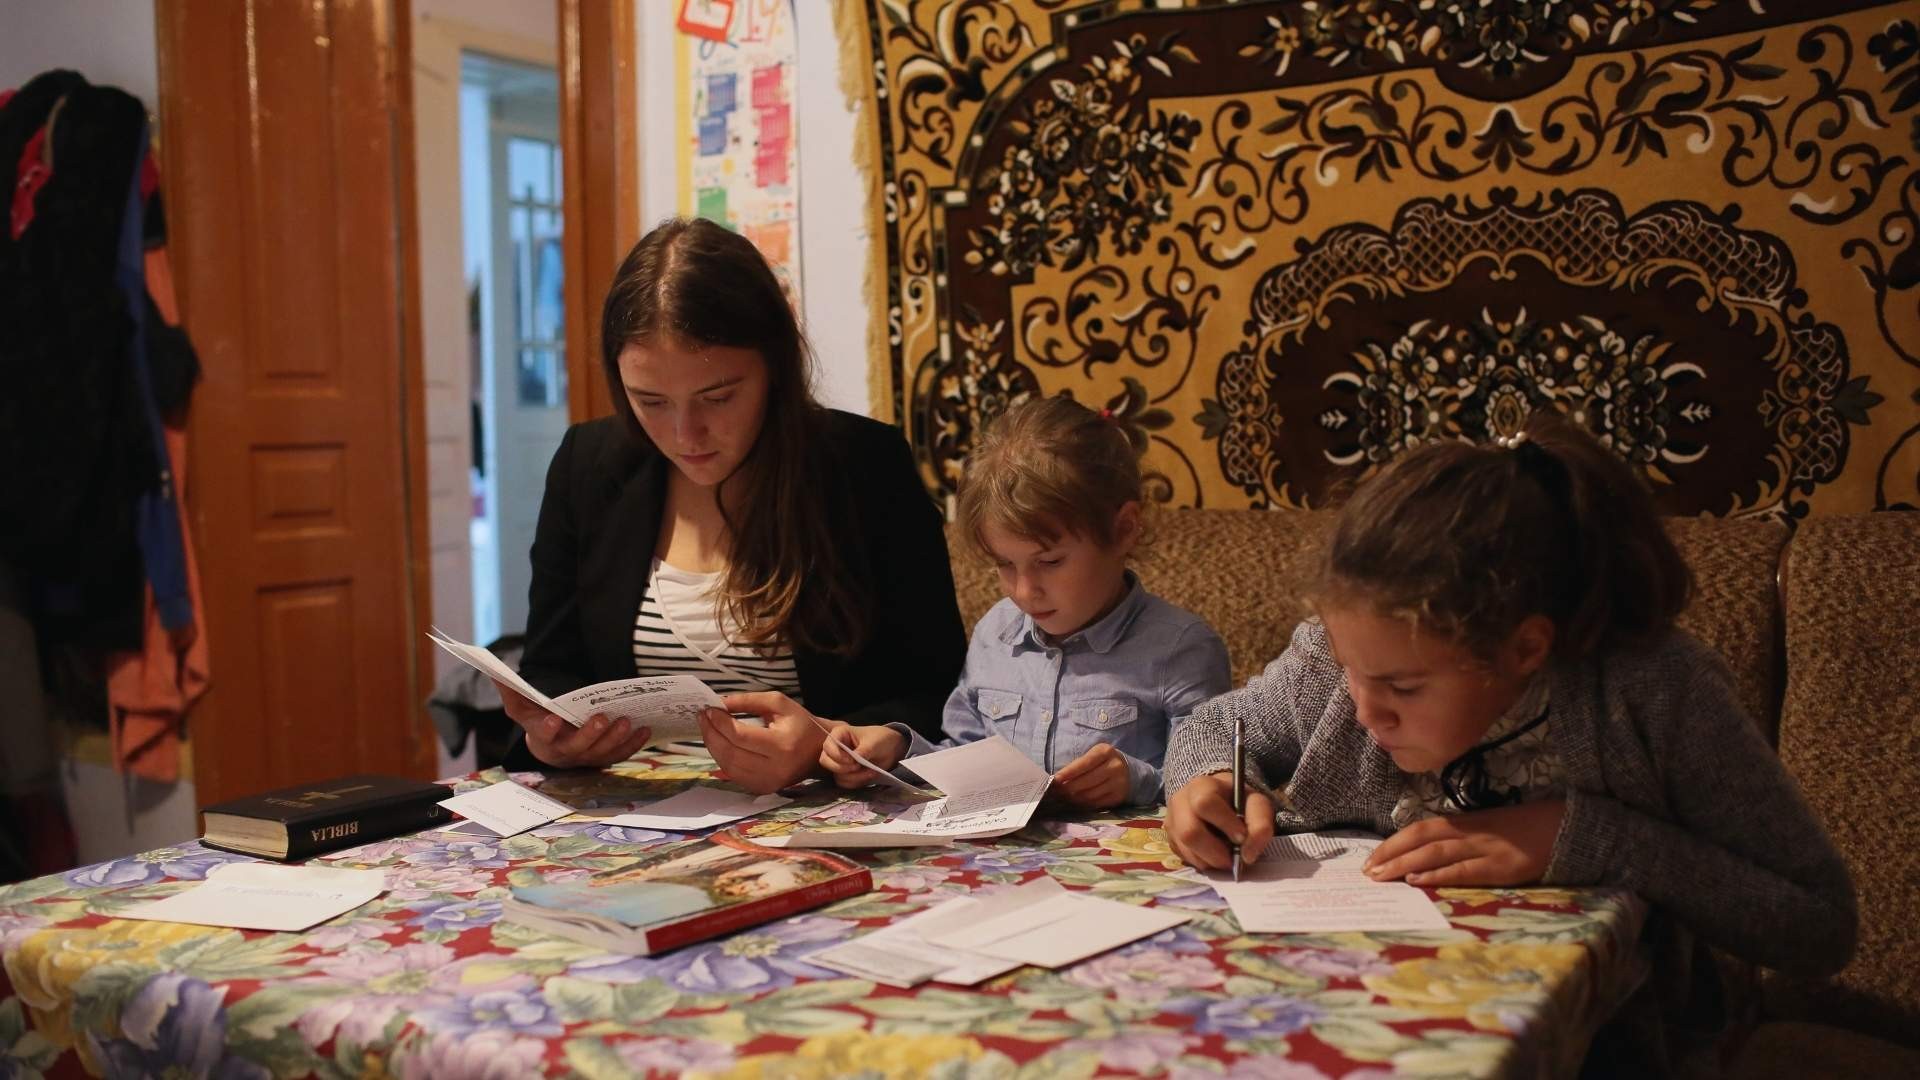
<box><xmin>946</xmin><ymin>509</ymin><xmax>1919</xmax><ymax>1074</ymax></box>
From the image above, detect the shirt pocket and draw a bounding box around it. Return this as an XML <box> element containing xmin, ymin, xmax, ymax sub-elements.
<box><xmin>1056</xmin><ymin>697</ymin><xmax>1142</xmax><ymax>765</ymax></box>
<box><xmin>975</xmin><ymin>688</ymin><xmax>1023</xmax><ymax>728</ymax></box>
<box><xmin>1067</xmin><ymin>698</ymin><xmax>1139</xmax><ymax>732</ymax></box>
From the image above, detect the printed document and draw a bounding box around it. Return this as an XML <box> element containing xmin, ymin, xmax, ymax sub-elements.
<box><xmin>1206</xmin><ymin>831</ymin><xmax>1451</xmax><ymax>933</ymax></box>
<box><xmin>439</xmin><ymin>780</ymin><xmax>574</xmax><ymax>837</ymax></box>
<box><xmin>773</xmin><ymin>736</ymin><xmax>1051</xmax><ymax>847</ymax></box>
<box><xmin>426</xmin><ymin>628</ymin><xmax>723</xmax><ymax>745</ymax></box>
<box><xmin>116</xmin><ymin>864</ymin><xmax>386</xmax><ymax>931</ymax></box>
<box><xmin>601</xmin><ymin>788</ymin><xmax>792</xmax><ymax>831</ymax></box>
<box><xmin>807</xmin><ymin>879</ymin><xmax>1062</xmax><ymax>987</ymax></box>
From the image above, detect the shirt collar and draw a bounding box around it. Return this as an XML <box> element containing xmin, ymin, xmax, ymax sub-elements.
<box><xmin>1481</xmin><ymin>668</ymin><xmax>1552</xmax><ymax>743</ymax></box>
<box><xmin>1000</xmin><ymin>570</ymin><xmax>1146</xmax><ymax>655</ymax></box>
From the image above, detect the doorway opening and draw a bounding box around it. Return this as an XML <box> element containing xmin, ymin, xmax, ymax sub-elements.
<box><xmin>459</xmin><ymin>53</ymin><xmax>566</xmax><ymax>646</ymax></box>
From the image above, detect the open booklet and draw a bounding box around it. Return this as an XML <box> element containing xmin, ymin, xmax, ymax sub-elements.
<box><xmin>426</xmin><ymin>628</ymin><xmax>725</xmax><ymax>747</ymax></box>
<box><xmin>763</xmin><ymin>735</ymin><xmax>1052</xmax><ymax>848</ymax></box>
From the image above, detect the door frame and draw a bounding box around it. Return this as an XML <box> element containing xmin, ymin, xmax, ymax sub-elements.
<box><xmin>557</xmin><ymin>0</ymin><xmax>638</xmax><ymax>425</ymax></box>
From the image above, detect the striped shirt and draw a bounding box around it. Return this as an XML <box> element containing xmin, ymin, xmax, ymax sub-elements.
<box><xmin>632</xmin><ymin>559</ymin><xmax>803</xmax><ymax>700</ymax></box>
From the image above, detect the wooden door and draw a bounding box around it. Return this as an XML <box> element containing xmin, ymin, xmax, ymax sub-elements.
<box><xmin>157</xmin><ymin>0</ymin><xmax>435</xmax><ymax>805</ymax></box>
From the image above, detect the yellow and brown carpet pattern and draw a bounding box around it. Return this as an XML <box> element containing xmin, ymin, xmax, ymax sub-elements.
<box><xmin>839</xmin><ymin>0</ymin><xmax>1920</xmax><ymax>521</ymax></box>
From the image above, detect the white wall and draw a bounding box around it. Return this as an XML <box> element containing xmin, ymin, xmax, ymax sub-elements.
<box><xmin>0</xmin><ymin>0</ymin><xmax>158</xmax><ymax>108</ymax></box>
<box><xmin>634</xmin><ymin>1</ymin><xmax>874</xmax><ymax>417</ymax></box>
<box><xmin>415</xmin><ymin>0</ymin><xmax>555</xmax><ymax>50</ymax></box>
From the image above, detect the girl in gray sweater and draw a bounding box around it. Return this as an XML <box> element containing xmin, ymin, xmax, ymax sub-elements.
<box><xmin>1163</xmin><ymin>411</ymin><xmax>1856</xmax><ymax>980</ymax></box>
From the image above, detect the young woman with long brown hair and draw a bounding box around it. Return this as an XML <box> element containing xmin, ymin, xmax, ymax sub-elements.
<box><xmin>494</xmin><ymin>218</ymin><xmax>965</xmax><ymax>791</ymax></box>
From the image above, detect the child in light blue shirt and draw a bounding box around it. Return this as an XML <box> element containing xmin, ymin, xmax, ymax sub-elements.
<box><xmin>820</xmin><ymin>396</ymin><xmax>1230</xmax><ymax>807</ymax></box>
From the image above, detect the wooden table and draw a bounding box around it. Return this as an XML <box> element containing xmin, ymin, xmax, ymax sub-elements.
<box><xmin>1</xmin><ymin>753</ymin><xmax>1647</xmax><ymax>1078</ymax></box>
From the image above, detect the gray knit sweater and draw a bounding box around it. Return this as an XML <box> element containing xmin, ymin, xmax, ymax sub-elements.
<box><xmin>1165</xmin><ymin>618</ymin><xmax>1858</xmax><ymax>977</ymax></box>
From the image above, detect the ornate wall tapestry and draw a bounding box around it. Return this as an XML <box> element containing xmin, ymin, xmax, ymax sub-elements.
<box><xmin>835</xmin><ymin>0</ymin><xmax>1920</xmax><ymax>520</ymax></box>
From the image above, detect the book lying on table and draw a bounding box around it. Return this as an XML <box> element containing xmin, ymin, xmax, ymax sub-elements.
<box><xmin>502</xmin><ymin>830</ymin><xmax>871</xmax><ymax>955</ymax></box>
<box><xmin>426</xmin><ymin>627</ymin><xmax>726</xmax><ymax>746</ymax></box>
<box><xmin>200</xmin><ymin>774</ymin><xmax>452</xmax><ymax>860</ymax></box>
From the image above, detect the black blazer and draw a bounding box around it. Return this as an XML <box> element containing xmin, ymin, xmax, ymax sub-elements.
<box><xmin>507</xmin><ymin>410</ymin><xmax>965</xmax><ymax>767</ymax></box>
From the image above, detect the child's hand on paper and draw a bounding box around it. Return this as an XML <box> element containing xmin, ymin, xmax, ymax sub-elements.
<box><xmin>818</xmin><ymin>723</ymin><xmax>907</xmax><ymax>788</ymax></box>
<box><xmin>493</xmin><ymin>679</ymin><xmax>653</xmax><ymax>769</ymax></box>
<box><xmin>699</xmin><ymin>692</ymin><xmax>830</xmax><ymax>794</ymax></box>
<box><xmin>1050</xmin><ymin>743</ymin><xmax>1130</xmax><ymax>809</ymax></box>
<box><xmin>1363</xmin><ymin>799</ymin><xmax>1565</xmax><ymax>887</ymax></box>
<box><xmin>1166</xmin><ymin>772</ymin><xmax>1276</xmax><ymax>871</ymax></box>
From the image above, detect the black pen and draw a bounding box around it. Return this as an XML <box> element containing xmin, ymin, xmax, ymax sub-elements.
<box><xmin>1231</xmin><ymin>713</ymin><xmax>1244</xmax><ymax>882</ymax></box>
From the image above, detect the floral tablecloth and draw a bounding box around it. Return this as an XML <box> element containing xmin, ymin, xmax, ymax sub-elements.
<box><xmin>2</xmin><ymin>754</ymin><xmax>1646</xmax><ymax>1079</ymax></box>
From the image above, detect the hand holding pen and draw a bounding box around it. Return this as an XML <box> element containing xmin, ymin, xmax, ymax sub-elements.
<box><xmin>1165</xmin><ymin>763</ymin><xmax>1278</xmax><ymax>874</ymax></box>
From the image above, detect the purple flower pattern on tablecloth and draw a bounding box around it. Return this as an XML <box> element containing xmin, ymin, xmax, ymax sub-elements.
<box><xmin>412</xmin><ymin>987</ymin><xmax>563</xmax><ymax>1036</ymax></box>
<box><xmin>1064</xmin><ymin>948</ymin><xmax>1225</xmax><ymax>1003</ymax></box>
<box><xmin>297</xmin><ymin>942</ymin><xmax>533</xmax><ymax>1047</ymax></box>
<box><xmin>82</xmin><ymin>973</ymin><xmax>269</xmax><ymax>1080</ymax></box>
<box><xmin>0</xmin><ymin>912</ymin><xmax>49</xmax><ymax>950</ymax></box>
<box><xmin>575</xmin><ymin>915</ymin><xmax>853</xmax><ymax>994</ymax></box>
<box><xmin>303</xmin><ymin>917</ymin><xmax>401</xmax><ymax>951</ymax></box>
<box><xmin>1064</xmin><ymin>1033</ymin><xmax>1193</xmax><ymax>1072</ymax></box>
<box><xmin>402</xmin><ymin>838</ymin><xmax>512</xmax><ymax>868</ymax></box>
<box><xmin>406</xmin><ymin>899</ymin><xmax>504</xmax><ymax>932</ymax></box>
<box><xmin>616</xmin><ymin>1036</ymin><xmax>737</xmax><ymax>1075</ymax></box>
<box><xmin>395</xmin><ymin>1029</ymin><xmax>549</xmax><ymax>1080</ymax></box>
<box><xmin>1273</xmin><ymin>946</ymin><xmax>1397</xmax><ymax>980</ymax></box>
<box><xmin>952</xmin><ymin>848</ymin><xmax>1059</xmax><ymax>874</ymax></box>
<box><xmin>871</xmin><ymin>864</ymin><xmax>951</xmax><ymax>892</ymax></box>
<box><xmin>1167</xmin><ymin>992</ymin><xmax>1322</xmax><ymax>1038</ymax></box>
<box><xmin>64</xmin><ymin>846</ymin><xmax>244</xmax><ymax>888</ymax></box>
<box><xmin>385</xmin><ymin>866</ymin><xmax>498</xmax><ymax>900</ymax></box>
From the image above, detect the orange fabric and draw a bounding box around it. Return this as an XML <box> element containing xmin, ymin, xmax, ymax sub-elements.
<box><xmin>103</xmin><ymin>248</ymin><xmax>209</xmax><ymax>782</ymax></box>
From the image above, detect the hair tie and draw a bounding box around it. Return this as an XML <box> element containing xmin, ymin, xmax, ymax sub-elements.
<box><xmin>1098</xmin><ymin>408</ymin><xmax>1116</xmax><ymax>423</ymax></box>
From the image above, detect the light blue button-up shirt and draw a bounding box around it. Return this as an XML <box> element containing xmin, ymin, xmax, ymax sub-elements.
<box><xmin>891</xmin><ymin>573</ymin><xmax>1232</xmax><ymax>805</ymax></box>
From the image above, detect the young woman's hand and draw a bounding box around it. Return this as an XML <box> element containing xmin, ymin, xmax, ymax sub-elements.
<box><xmin>1166</xmin><ymin>771</ymin><xmax>1276</xmax><ymax>871</ymax></box>
<box><xmin>1050</xmin><ymin>743</ymin><xmax>1131</xmax><ymax>809</ymax></box>
<box><xmin>1364</xmin><ymin>799</ymin><xmax>1567</xmax><ymax>887</ymax></box>
<box><xmin>818</xmin><ymin>722</ymin><xmax>908</xmax><ymax>788</ymax></box>
<box><xmin>493</xmin><ymin>678</ymin><xmax>653</xmax><ymax>769</ymax></box>
<box><xmin>698</xmin><ymin>691</ymin><xmax>830</xmax><ymax>794</ymax></box>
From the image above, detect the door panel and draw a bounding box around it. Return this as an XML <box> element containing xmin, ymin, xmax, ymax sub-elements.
<box><xmin>158</xmin><ymin>0</ymin><xmax>434</xmax><ymax>806</ymax></box>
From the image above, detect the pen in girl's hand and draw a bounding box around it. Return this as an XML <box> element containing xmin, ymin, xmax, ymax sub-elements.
<box><xmin>1232</xmin><ymin>717</ymin><xmax>1245</xmax><ymax>882</ymax></box>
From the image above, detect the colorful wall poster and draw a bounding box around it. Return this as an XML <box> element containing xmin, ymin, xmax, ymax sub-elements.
<box><xmin>676</xmin><ymin>0</ymin><xmax>800</xmax><ymax>303</ymax></box>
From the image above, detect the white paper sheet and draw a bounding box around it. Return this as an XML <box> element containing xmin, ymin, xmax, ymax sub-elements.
<box><xmin>1205</xmin><ymin>832</ymin><xmax>1451</xmax><ymax>933</ymax></box>
<box><xmin>808</xmin><ymin>880</ymin><xmax>1063</xmax><ymax>986</ymax></box>
<box><xmin>901</xmin><ymin>735</ymin><xmax>1048</xmax><ymax>797</ymax></box>
<box><xmin>427</xmin><ymin>628</ymin><xmax>723</xmax><ymax>744</ymax></box>
<box><xmin>922</xmin><ymin>890</ymin><xmax>1191</xmax><ymax>968</ymax></box>
<box><xmin>438</xmin><ymin>780</ymin><xmax>574</xmax><ymax>837</ymax></box>
<box><xmin>601</xmin><ymin>788</ymin><xmax>791</xmax><ymax>831</ymax></box>
<box><xmin>115</xmin><ymin>864</ymin><xmax>387</xmax><ymax>931</ymax></box>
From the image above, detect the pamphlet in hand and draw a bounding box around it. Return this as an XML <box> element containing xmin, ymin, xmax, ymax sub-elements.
<box><xmin>767</xmin><ymin>736</ymin><xmax>1051</xmax><ymax>848</ymax></box>
<box><xmin>426</xmin><ymin>628</ymin><xmax>724</xmax><ymax>746</ymax></box>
